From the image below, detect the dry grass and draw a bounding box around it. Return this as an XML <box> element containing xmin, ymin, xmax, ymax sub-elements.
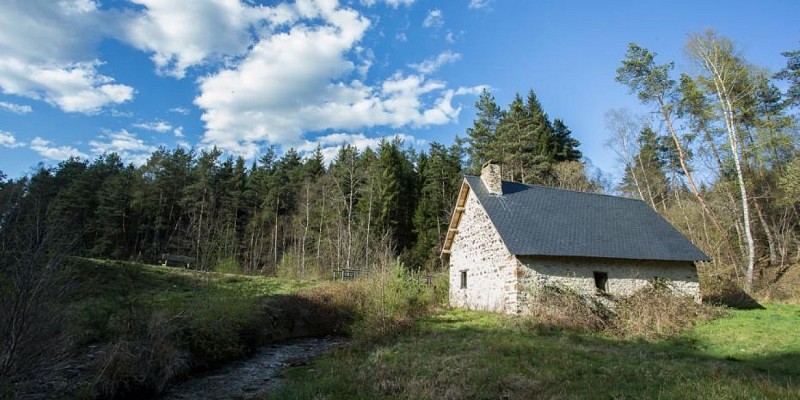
<box><xmin>757</xmin><ymin>264</ymin><xmax>800</xmax><ymax>304</ymax></box>
<box><xmin>523</xmin><ymin>284</ymin><xmax>611</xmax><ymax>333</ymax></box>
<box><xmin>294</xmin><ymin>263</ymin><xmax>440</xmax><ymax>343</ymax></box>
<box><xmin>613</xmin><ymin>285</ymin><xmax>726</xmax><ymax>339</ymax></box>
<box><xmin>523</xmin><ymin>282</ymin><xmax>726</xmax><ymax>339</ymax></box>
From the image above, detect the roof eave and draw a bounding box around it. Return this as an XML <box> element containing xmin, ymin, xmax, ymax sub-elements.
<box><xmin>440</xmin><ymin>179</ymin><xmax>471</xmax><ymax>259</ymax></box>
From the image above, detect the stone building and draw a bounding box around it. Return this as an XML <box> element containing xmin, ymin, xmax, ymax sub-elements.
<box><xmin>442</xmin><ymin>162</ymin><xmax>709</xmax><ymax>314</ymax></box>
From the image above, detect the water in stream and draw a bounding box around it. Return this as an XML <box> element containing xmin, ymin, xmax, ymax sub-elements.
<box><xmin>159</xmin><ymin>336</ymin><xmax>347</xmax><ymax>400</ymax></box>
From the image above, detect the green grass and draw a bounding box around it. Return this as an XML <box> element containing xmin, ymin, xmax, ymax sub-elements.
<box><xmin>66</xmin><ymin>258</ymin><xmax>313</xmax><ymax>345</ymax></box>
<box><xmin>270</xmin><ymin>304</ymin><xmax>800</xmax><ymax>399</ymax></box>
<box><xmin>60</xmin><ymin>258</ymin><xmax>322</xmax><ymax>397</ymax></box>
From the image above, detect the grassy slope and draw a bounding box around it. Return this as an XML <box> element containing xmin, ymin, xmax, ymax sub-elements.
<box><xmin>67</xmin><ymin>258</ymin><xmax>312</xmax><ymax>345</ymax></box>
<box><xmin>271</xmin><ymin>305</ymin><xmax>800</xmax><ymax>399</ymax></box>
<box><xmin>61</xmin><ymin>258</ymin><xmax>321</xmax><ymax>397</ymax></box>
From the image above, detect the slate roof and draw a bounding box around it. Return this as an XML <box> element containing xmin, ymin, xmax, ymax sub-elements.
<box><xmin>463</xmin><ymin>175</ymin><xmax>710</xmax><ymax>262</ymax></box>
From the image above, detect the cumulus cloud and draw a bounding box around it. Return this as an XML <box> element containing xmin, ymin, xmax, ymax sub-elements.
<box><xmin>409</xmin><ymin>51</ymin><xmax>461</xmax><ymax>74</ymax></box>
<box><xmin>468</xmin><ymin>0</ymin><xmax>492</xmax><ymax>10</ymax></box>
<box><xmin>422</xmin><ymin>9</ymin><xmax>443</xmax><ymax>29</ymax></box>
<box><xmin>194</xmin><ymin>1</ymin><xmax>478</xmax><ymax>158</ymax></box>
<box><xmin>0</xmin><ymin>131</ymin><xmax>25</xmax><ymax>148</ymax></box>
<box><xmin>133</xmin><ymin>120</ymin><xmax>173</xmax><ymax>133</ymax></box>
<box><xmin>89</xmin><ymin>129</ymin><xmax>157</xmax><ymax>165</ymax></box>
<box><xmin>0</xmin><ymin>1</ymin><xmax>134</xmax><ymax>113</ymax></box>
<box><xmin>122</xmin><ymin>0</ymin><xmax>296</xmax><ymax>78</ymax></box>
<box><xmin>0</xmin><ymin>101</ymin><xmax>32</xmax><ymax>114</ymax></box>
<box><xmin>29</xmin><ymin>137</ymin><xmax>87</xmax><ymax>160</ymax></box>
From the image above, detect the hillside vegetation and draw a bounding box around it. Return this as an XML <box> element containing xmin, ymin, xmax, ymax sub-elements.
<box><xmin>3</xmin><ymin>258</ymin><xmax>320</xmax><ymax>398</ymax></box>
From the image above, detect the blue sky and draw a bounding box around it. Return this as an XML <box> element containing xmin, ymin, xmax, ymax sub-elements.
<box><xmin>1</xmin><ymin>0</ymin><xmax>798</xmax><ymax>180</ymax></box>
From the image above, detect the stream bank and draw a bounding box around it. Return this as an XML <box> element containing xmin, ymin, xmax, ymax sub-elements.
<box><xmin>159</xmin><ymin>336</ymin><xmax>347</xmax><ymax>400</ymax></box>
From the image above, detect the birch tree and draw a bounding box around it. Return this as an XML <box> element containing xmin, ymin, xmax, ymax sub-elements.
<box><xmin>686</xmin><ymin>30</ymin><xmax>757</xmax><ymax>290</ymax></box>
<box><xmin>616</xmin><ymin>43</ymin><xmax>721</xmax><ymax>229</ymax></box>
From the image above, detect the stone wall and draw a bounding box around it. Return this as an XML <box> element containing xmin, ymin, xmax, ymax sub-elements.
<box><xmin>480</xmin><ymin>162</ymin><xmax>502</xmax><ymax>195</ymax></box>
<box><xmin>449</xmin><ymin>188</ymin><xmax>518</xmax><ymax>312</ymax></box>
<box><xmin>517</xmin><ymin>255</ymin><xmax>701</xmax><ymax>311</ymax></box>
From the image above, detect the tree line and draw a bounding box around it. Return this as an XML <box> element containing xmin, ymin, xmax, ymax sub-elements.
<box><xmin>608</xmin><ymin>30</ymin><xmax>800</xmax><ymax>292</ymax></box>
<box><xmin>0</xmin><ymin>88</ymin><xmax>585</xmax><ymax>277</ymax></box>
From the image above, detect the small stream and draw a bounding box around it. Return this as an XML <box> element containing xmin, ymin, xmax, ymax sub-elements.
<box><xmin>158</xmin><ymin>336</ymin><xmax>347</xmax><ymax>400</ymax></box>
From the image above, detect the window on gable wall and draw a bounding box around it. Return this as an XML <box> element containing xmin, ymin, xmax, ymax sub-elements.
<box><xmin>593</xmin><ymin>271</ymin><xmax>608</xmax><ymax>292</ymax></box>
<box><xmin>460</xmin><ymin>270</ymin><xmax>468</xmax><ymax>289</ymax></box>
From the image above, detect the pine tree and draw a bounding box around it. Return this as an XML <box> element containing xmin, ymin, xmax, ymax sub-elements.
<box><xmin>464</xmin><ymin>88</ymin><xmax>503</xmax><ymax>173</ymax></box>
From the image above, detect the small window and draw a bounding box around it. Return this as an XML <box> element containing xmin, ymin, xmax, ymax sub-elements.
<box><xmin>460</xmin><ymin>270</ymin><xmax>468</xmax><ymax>289</ymax></box>
<box><xmin>593</xmin><ymin>271</ymin><xmax>608</xmax><ymax>292</ymax></box>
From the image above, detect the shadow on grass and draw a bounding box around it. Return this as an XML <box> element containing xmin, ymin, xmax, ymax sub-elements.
<box><xmin>705</xmin><ymin>289</ymin><xmax>765</xmax><ymax>310</ymax></box>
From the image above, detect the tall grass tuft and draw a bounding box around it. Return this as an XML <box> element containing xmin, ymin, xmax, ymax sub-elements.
<box><xmin>295</xmin><ymin>261</ymin><xmax>441</xmax><ymax>343</ymax></box>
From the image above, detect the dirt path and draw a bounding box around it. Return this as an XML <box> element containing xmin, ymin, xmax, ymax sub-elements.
<box><xmin>159</xmin><ymin>336</ymin><xmax>346</xmax><ymax>400</ymax></box>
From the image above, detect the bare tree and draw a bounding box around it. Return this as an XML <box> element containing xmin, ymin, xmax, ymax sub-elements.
<box><xmin>604</xmin><ymin>109</ymin><xmax>646</xmax><ymax>201</ymax></box>
<box><xmin>0</xmin><ymin>189</ymin><xmax>75</xmax><ymax>394</ymax></box>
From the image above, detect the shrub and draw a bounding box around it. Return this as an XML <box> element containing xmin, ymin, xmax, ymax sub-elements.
<box><xmin>523</xmin><ymin>281</ymin><xmax>726</xmax><ymax>339</ymax></box>
<box><xmin>96</xmin><ymin>312</ymin><xmax>189</xmax><ymax>397</ymax></box>
<box><xmin>211</xmin><ymin>258</ymin><xmax>242</xmax><ymax>275</ymax></box>
<box><xmin>295</xmin><ymin>261</ymin><xmax>439</xmax><ymax>344</ymax></box>
<box><xmin>523</xmin><ymin>283</ymin><xmax>612</xmax><ymax>333</ymax></box>
<box><xmin>613</xmin><ymin>283</ymin><xmax>726</xmax><ymax>339</ymax></box>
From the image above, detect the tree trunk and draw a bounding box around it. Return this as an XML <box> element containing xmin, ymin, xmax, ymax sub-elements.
<box><xmin>706</xmin><ymin>65</ymin><xmax>756</xmax><ymax>290</ymax></box>
<box><xmin>658</xmin><ymin>98</ymin><xmax>723</xmax><ymax>231</ymax></box>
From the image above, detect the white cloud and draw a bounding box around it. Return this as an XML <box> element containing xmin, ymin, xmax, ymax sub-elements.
<box><xmin>194</xmin><ymin>2</ymin><xmax>478</xmax><ymax>158</ymax></box>
<box><xmin>169</xmin><ymin>106</ymin><xmax>190</xmax><ymax>115</ymax></box>
<box><xmin>0</xmin><ymin>101</ymin><xmax>32</xmax><ymax>114</ymax></box>
<box><xmin>0</xmin><ymin>131</ymin><xmax>25</xmax><ymax>148</ymax></box>
<box><xmin>133</xmin><ymin>120</ymin><xmax>173</xmax><ymax>133</ymax></box>
<box><xmin>173</xmin><ymin>126</ymin><xmax>184</xmax><ymax>137</ymax></box>
<box><xmin>409</xmin><ymin>51</ymin><xmax>461</xmax><ymax>74</ymax></box>
<box><xmin>298</xmin><ymin>132</ymin><xmax>426</xmax><ymax>164</ymax></box>
<box><xmin>29</xmin><ymin>137</ymin><xmax>87</xmax><ymax>160</ymax></box>
<box><xmin>0</xmin><ymin>1</ymin><xmax>135</xmax><ymax>113</ymax></box>
<box><xmin>455</xmin><ymin>85</ymin><xmax>489</xmax><ymax>96</ymax></box>
<box><xmin>422</xmin><ymin>9</ymin><xmax>443</xmax><ymax>29</ymax></box>
<box><xmin>468</xmin><ymin>0</ymin><xmax>492</xmax><ymax>10</ymax></box>
<box><xmin>122</xmin><ymin>0</ymin><xmax>296</xmax><ymax>78</ymax></box>
<box><xmin>89</xmin><ymin>129</ymin><xmax>157</xmax><ymax>166</ymax></box>
<box><xmin>360</xmin><ymin>0</ymin><xmax>415</xmax><ymax>7</ymax></box>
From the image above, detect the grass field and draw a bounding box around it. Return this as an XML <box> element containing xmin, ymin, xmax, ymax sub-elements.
<box><xmin>270</xmin><ymin>304</ymin><xmax>800</xmax><ymax>399</ymax></box>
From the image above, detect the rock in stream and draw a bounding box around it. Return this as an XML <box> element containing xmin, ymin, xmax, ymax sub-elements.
<box><xmin>159</xmin><ymin>336</ymin><xmax>346</xmax><ymax>400</ymax></box>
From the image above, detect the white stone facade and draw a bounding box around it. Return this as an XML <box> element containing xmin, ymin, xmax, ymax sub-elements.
<box><xmin>517</xmin><ymin>256</ymin><xmax>701</xmax><ymax>309</ymax></box>
<box><xmin>448</xmin><ymin>190</ymin><xmax>518</xmax><ymax>312</ymax></box>
<box><xmin>448</xmin><ymin>186</ymin><xmax>702</xmax><ymax>314</ymax></box>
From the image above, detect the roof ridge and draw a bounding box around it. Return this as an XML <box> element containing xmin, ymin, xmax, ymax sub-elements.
<box><xmin>464</xmin><ymin>174</ymin><xmax>644</xmax><ymax>203</ymax></box>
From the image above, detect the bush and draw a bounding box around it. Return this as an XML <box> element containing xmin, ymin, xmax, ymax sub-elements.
<box><xmin>295</xmin><ymin>261</ymin><xmax>440</xmax><ymax>344</ymax></box>
<box><xmin>211</xmin><ymin>258</ymin><xmax>242</xmax><ymax>275</ymax></box>
<box><xmin>96</xmin><ymin>312</ymin><xmax>189</xmax><ymax>397</ymax></box>
<box><xmin>523</xmin><ymin>281</ymin><xmax>726</xmax><ymax>339</ymax></box>
<box><xmin>613</xmin><ymin>283</ymin><xmax>726</xmax><ymax>339</ymax></box>
<box><xmin>523</xmin><ymin>284</ymin><xmax>612</xmax><ymax>333</ymax></box>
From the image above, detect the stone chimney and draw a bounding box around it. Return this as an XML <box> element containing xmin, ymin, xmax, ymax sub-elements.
<box><xmin>481</xmin><ymin>161</ymin><xmax>502</xmax><ymax>195</ymax></box>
